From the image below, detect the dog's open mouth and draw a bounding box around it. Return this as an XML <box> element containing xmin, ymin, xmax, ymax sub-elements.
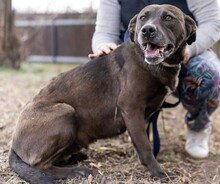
<box><xmin>143</xmin><ymin>42</ymin><xmax>174</xmax><ymax>64</ymax></box>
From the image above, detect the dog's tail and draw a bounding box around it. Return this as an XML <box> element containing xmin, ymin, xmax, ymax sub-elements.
<box><xmin>9</xmin><ymin>148</ymin><xmax>54</xmax><ymax>184</ymax></box>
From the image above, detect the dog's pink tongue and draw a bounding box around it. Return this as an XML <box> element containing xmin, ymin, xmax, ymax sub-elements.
<box><xmin>145</xmin><ymin>47</ymin><xmax>159</xmax><ymax>57</ymax></box>
<box><xmin>145</xmin><ymin>44</ymin><xmax>164</xmax><ymax>58</ymax></box>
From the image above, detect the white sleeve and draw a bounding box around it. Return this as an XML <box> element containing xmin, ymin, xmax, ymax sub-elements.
<box><xmin>186</xmin><ymin>0</ymin><xmax>220</xmax><ymax>57</ymax></box>
<box><xmin>92</xmin><ymin>0</ymin><xmax>121</xmax><ymax>53</ymax></box>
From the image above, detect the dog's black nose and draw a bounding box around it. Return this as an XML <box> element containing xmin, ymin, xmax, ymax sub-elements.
<box><xmin>141</xmin><ymin>24</ymin><xmax>157</xmax><ymax>38</ymax></box>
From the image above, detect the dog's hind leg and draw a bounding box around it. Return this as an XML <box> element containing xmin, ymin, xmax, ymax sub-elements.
<box><xmin>11</xmin><ymin>103</ymin><xmax>92</xmax><ymax>182</ymax></box>
<box><xmin>34</xmin><ymin>103</ymin><xmax>93</xmax><ymax>179</ymax></box>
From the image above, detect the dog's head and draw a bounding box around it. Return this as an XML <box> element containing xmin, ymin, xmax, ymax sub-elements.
<box><xmin>128</xmin><ymin>4</ymin><xmax>196</xmax><ymax>66</ymax></box>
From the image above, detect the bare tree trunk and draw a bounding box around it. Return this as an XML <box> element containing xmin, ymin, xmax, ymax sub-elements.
<box><xmin>0</xmin><ymin>0</ymin><xmax>21</xmax><ymax>69</ymax></box>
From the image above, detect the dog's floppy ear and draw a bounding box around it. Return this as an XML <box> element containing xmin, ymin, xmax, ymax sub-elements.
<box><xmin>184</xmin><ymin>15</ymin><xmax>197</xmax><ymax>45</ymax></box>
<box><xmin>128</xmin><ymin>14</ymin><xmax>138</xmax><ymax>42</ymax></box>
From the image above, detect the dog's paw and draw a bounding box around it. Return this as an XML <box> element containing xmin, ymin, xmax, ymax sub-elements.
<box><xmin>166</xmin><ymin>171</ymin><xmax>177</xmax><ymax>179</ymax></box>
<box><xmin>152</xmin><ymin>170</ymin><xmax>177</xmax><ymax>182</ymax></box>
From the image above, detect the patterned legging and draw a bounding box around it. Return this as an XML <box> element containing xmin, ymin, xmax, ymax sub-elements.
<box><xmin>179</xmin><ymin>49</ymin><xmax>220</xmax><ymax>131</ymax></box>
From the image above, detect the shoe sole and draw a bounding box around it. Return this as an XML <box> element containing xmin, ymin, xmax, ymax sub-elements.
<box><xmin>185</xmin><ymin>149</ymin><xmax>209</xmax><ymax>160</ymax></box>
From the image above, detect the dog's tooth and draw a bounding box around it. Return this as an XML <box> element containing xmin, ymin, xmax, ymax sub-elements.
<box><xmin>159</xmin><ymin>47</ymin><xmax>165</xmax><ymax>53</ymax></box>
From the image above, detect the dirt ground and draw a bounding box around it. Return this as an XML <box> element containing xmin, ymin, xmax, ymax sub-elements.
<box><xmin>0</xmin><ymin>63</ymin><xmax>220</xmax><ymax>184</ymax></box>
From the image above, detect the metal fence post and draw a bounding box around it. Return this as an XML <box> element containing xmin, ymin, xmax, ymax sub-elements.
<box><xmin>51</xmin><ymin>19</ymin><xmax>57</xmax><ymax>63</ymax></box>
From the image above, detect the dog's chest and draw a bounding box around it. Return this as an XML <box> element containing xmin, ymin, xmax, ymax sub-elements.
<box><xmin>150</xmin><ymin>65</ymin><xmax>180</xmax><ymax>93</ymax></box>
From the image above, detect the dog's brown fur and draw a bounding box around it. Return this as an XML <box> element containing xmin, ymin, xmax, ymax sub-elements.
<box><xmin>9</xmin><ymin>5</ymin><xmax>196</xmax><ymax>184</ymax></box>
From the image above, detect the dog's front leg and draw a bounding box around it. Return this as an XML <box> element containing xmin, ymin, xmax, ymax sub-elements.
<box><xmin>119</xmin><ymin>105</ymin><xmax>166</xmax><ymax>178</ymax></box>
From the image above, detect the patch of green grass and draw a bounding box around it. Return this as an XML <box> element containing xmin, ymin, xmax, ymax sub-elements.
<box><xmin>0</xmin><ymin>62</ymin><xmax>79</xmax><ymax>78</ymax></box>
<box><xmin>20</xmin><ymin>62</ymin><xmax>79</xmax><ymax>74</ymax></box>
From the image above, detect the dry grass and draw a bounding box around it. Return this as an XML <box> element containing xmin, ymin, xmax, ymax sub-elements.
<box><xmin>0</xmin><ymin>62</ymin><xmax>220</xmax><ymax>184</ymax></box>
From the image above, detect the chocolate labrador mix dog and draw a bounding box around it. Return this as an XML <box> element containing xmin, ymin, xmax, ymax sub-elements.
<box><xmin>9</xmin><ymin>5</ymin><xmax>196</xmax><ymax>184</ymax></box>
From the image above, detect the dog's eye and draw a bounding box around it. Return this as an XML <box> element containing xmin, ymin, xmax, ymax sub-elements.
<box><xmin>165</xmin><ymin>15</ymin><xmax>173</xmax><ymax>21</ymax></box>
<box><xmin>139</xmin><ymin>16</ymin><xmax>146</xmax><ymax>21</ymax></box>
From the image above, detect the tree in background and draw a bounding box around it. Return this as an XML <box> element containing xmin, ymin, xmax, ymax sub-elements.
<box><xmin>0</xmin><ymin>0</ymin><xmax>21</xmax><ymax>69</ymax></box>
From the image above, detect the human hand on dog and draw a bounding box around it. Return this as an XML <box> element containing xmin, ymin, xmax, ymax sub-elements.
<box><xmin>182</xmin><ymin>47</ymin><xmax>190</xmax><ymax>65</ymax></box>
<box><xmin>88</xmin><ymin>43</ymin><xmax>118</xmax><ymax>59</ymax></box>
